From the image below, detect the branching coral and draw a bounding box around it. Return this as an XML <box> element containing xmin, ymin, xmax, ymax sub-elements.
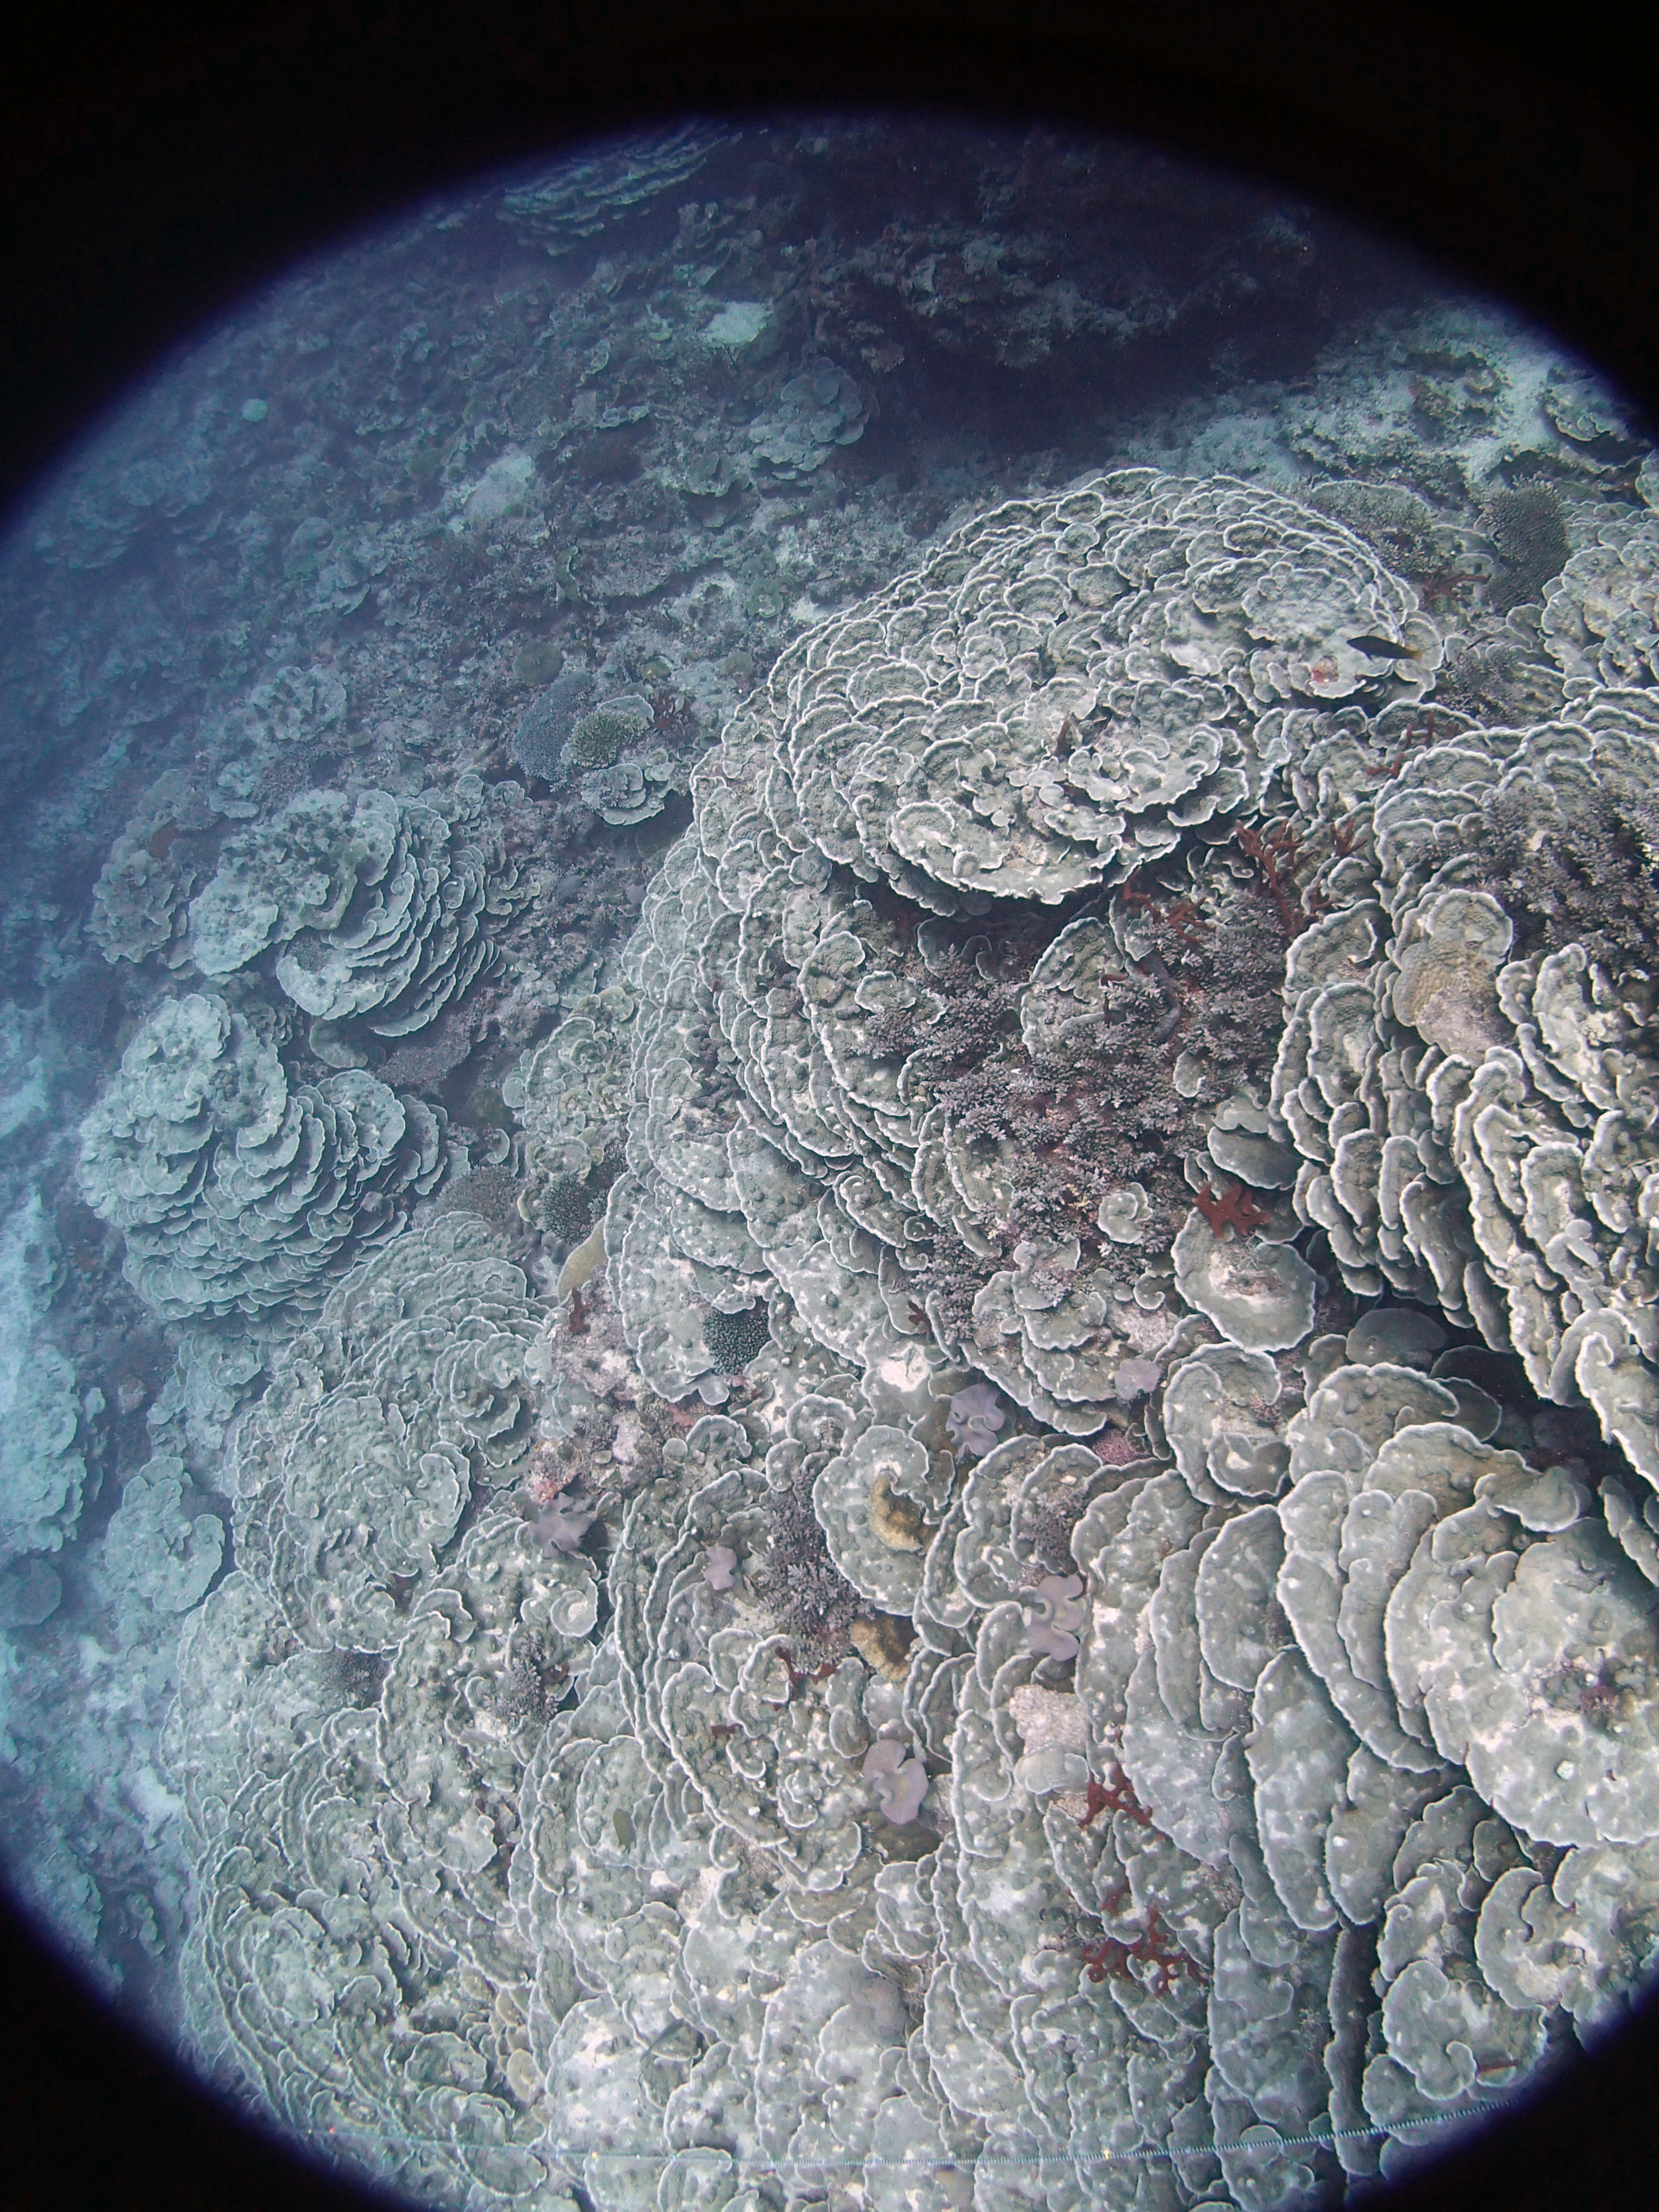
<box><xmin>1482</xmin><ymin>484</ymin><xmax>1570</xmax><ymax>614</ymax></box>
<box><xmin>1467</xmin><ymin>772</ymin><xmax>1659</xmax><ymax>968</ymax></box>
<box><xmin>699</xmin><ymin>1301</ymin><xmax>771</xmax><ymax>1372</ymax></box>
<box><xmin>752</xmin><ymin>1455</ymin><xmax>867</xmax><ymax>1654</ymax></box>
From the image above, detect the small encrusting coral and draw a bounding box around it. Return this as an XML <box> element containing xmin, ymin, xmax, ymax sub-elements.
<box><xmin>565</xmin><ymin>694</ymin><xmax>653</xmax><ymax>770</ymax></box>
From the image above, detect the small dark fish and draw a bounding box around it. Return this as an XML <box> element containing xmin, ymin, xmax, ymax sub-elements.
<box><xmin>1347</xmin><ymin>633</ymin><xmax>1418</xmax><ymax>660</ymax></box>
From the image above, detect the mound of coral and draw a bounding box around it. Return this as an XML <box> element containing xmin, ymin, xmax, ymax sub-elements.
<box><xmin>76</xmin><ymin>992</ymin><xmax>446</xmax><ymax>1319</ymax></box>
<box><xmin>1269</xmin><ymin>688</ymin><xmax>1659</xmax><ymax>1488</ymax></box>
<box><xmin>184</xmin><ymin>776</ymin><xmax>516</xmax><ymax>1037</ymax></box>
<box><xmin>596</xmin><ymin>470</ymin><xmax>1442</xmax><ymax>1436</ymax></box>
<box><xmin>167</xmin><ymin>1217</ymin><xmax>605</xmax><ymax>2201</ymax></box>
<box><xmin>724</xmin><ymin>465</ymin><xmax>1437</xmax><ymax>911</ymax></box>
<box><xmin>167</xmin><ymin>471</ymin><xmax>1659</xmax><ymax>2212</ymax></box>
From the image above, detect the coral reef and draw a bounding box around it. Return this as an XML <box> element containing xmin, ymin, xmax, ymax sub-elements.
<box><xmin>166</xmin><ymin>1217</ymin><xmax>601</xmax><ymax>2203</ymax></box>
<box><xmin>502</xmin><ymin>982</ymin><xmax>635</xmax><ymax>1243</ymax></box>
<box><xmin>596</xmin><ymin>471</ymin><xmax>1386</xmax><ymax>1435</ymax></box>
<box><xmin>511</xmin><ymin>680</ymin><xmax>701</xmax><ymax>828</ymax></box>
<box><xmin>498</xmin><ymin>125</ymin><xmax>739</xmax><ymax>256</ymax></box>
<box><xmin>724</xmin><ymin>465</ymin><xmax>1435</xmax><ymax>909</ymax></box>
<box><xmin>88</xmin><ymin>771</ymin><xmax>218</xmax><ymax>969</ymax></box>
<box><xmin>0</xmin><ymin>1193</ymin><xmax>95</xmax><ymax>1583</ymax></box>
<box><xmin>314</xmin><ymin>467</ymin><xmax>1644</xmax><ymax>2207</ymax></box>
<box><xmin>100</xmin><ymin>1455</ymin><xmax>224</xmax><ymax>1633</ymax></box>
<box><xmin>1542</xmin><ymin>508</ymin><xmax>1659</xmax><ymax>694</ymax></box>
<box><xmin>747</xmin><ymin>359</ymin><xmax>871</xmax><ymax>477</ymax></box>
<box><xmin>11</xmin><ymin>114</ymin><xmax>1659</xmax><ymax>2212</ymax></box>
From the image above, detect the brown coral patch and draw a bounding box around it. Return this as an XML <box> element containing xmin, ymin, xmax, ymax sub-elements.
<box><xmin>850</xmin><ymin>1613</ymin><xmax>915</xmax><ymax>1680</ymax></box>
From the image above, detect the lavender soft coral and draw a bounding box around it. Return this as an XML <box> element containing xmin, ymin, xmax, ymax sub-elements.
<box><xmin>1025</xmin><ymin>1572</ymin><xmax>1089</xmax><ymax>1662</ymax></box>
<box><xmin>946</xmin><ymin>1382</ymin><xmax>1007</xmax><ymax>1459</ymax></box>
<box><xmin>703</xmin><ymin>1541</ymin><xmax>739</xmax><ymax>1591</ymax></box>
<box><xmin>863</xmin><ymin>1738</ymin><xmax>929</xmax><ymax>1824</ymax></box>
<box><xmin>532</xmin><ymin>1493</ymin><xmax>597</xmax><ymax>1553</ymax></box>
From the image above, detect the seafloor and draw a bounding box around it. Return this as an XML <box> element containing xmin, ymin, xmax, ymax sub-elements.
<box><xmin>2</xmin><ymin>117</ymin><xmax>1658</xmax><ymax>2212</ymax></box>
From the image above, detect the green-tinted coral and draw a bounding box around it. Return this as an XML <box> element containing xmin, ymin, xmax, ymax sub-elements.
<box><xmin>511</xmin><ymin>641</ymin><xmax>564</xmax><ymax>685</ymax></box>
<box><xmin>567</xmin><ymin>696</ymin><xmax>652</xmax><ymax>769</ymax></box>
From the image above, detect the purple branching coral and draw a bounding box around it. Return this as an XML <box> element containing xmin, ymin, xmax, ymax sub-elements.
<box><xmin>1113</xmin><ymin>1359</ymin><xmax>1161</xmax><ymax>1405</ymax></box>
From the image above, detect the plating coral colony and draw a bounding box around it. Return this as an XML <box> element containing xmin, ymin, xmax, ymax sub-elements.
<box><xmin>4</xmin><ymin>118</ymin><xmax>1659</xmax><ymax>2211</ymax></box>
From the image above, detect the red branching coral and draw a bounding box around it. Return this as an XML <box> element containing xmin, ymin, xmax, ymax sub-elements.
<box><xmin>1193</xmin><ymin>1181</ymin><xmax>1271</xmax><ymax>1238</ymax></box>
<box><xmin>1079</xmin><ymin>1903</ymin><xmax>1204</xmax><ymax>1996</ymax></box>
<box><xmin>1077</xmin><ymin>1763</ymin><xmax>1154</xmax><ymax>1830</ymax></box>
<box><xmin>1234</xmin><ymin>820</ymin><xmax>1310</xmax><ymax>937</ymax></box>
